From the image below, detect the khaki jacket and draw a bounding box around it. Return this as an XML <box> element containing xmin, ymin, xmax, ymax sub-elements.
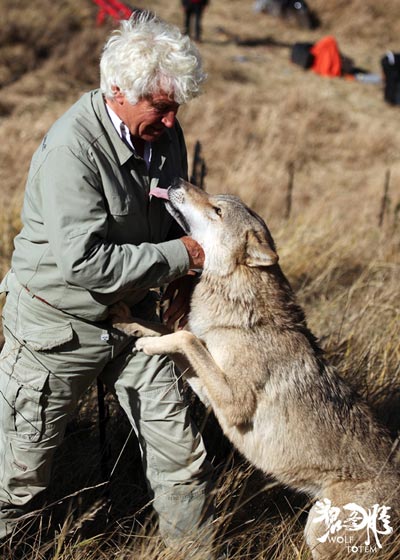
<box><xmin>1</xmin><ymin>90</ymin><xmax>190</xmax><ymax>320</ymax></box>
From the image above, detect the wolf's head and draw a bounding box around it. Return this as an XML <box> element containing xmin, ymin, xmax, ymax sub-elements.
<box><xmin>167</xmin><ymin>179</ymin><xmax>278</xmax><ymax>275</ymax></box>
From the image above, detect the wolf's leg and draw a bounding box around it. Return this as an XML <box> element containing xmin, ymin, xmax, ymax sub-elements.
<box><xmin>110</xmin><ymin>302</ymin><xmax>170</xmax><ymax>337</ymax></box>
<box><xmin>111</xmin><ymin>307</ymin><xmax>211</xmax><ymax>406</ymax></box>
<box><xmin>113</xmin><ymin>317</ymin><xmax>170</xmax><ymax>338</ymax></box>
<box><xmin>136</xmin><ymin>332</ymin><xmax>256</xmax><ymax>426</ymax></box>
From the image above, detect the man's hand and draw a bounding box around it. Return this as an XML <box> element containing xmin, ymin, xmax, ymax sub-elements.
<box><xmin>162</xmin><ymin>273</ymin><xmax>197</xmax><ymax>330</ymax></box>
<box><xmin>162</xmin><ymin>237</ymin><xmax>203</xmax><ymax>330</ymax></box>
<box><xmin>180</xmin><ymin>236</ymin><xmax>205</xmax><ymax>269</ymax></box>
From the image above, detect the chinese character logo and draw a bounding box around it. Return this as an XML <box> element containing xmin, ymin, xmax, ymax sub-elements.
<box><xmin>313</xmin><ymin>498</ymin><xmax>393</xmax><ymax>551</ymax></box>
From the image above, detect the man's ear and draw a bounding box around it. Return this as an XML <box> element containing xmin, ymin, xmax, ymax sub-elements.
<box><xmin>111</xmin><ymin>86</ymin><xmax>125</xmax><ymax>105</ymax></box>
<box><xmin>244</xmin><ymin>230</ymin><xmax>279</xmax><ymax>268</ymax></box>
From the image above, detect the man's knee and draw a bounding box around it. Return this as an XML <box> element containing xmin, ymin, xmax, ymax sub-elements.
<box><xmin>112</xmin><ymin>352</ymin><xmax>212</xmax><ymax>481</ymax></box>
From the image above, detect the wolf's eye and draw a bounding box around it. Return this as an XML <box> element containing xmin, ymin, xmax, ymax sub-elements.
<box><xmin>213</xmin><ymin>206</ymin><xmax>222</xmax><ymax>216</ymax></box>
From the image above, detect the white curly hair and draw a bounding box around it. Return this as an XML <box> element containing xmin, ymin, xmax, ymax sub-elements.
<box><xmin>100</xmin><ymin>11</ymin><xmax>206</xmax><ymax>104</ymax></box>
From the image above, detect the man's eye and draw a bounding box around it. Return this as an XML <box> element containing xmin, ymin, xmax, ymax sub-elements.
<box><xmin>153</xmin><ymin>104</ymin><xmax>177</xmax><ymax>114</ymax></box>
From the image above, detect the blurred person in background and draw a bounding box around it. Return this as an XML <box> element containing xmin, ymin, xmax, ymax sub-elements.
<box><xmin>0</xmin><ymin>11</ymin><xmax>215</xmax><ymax>558</ymax></box>
<box><xmin>182</xmin><ymin>0</ymin><xmax>209</xmax><ymax>42</ymax></box>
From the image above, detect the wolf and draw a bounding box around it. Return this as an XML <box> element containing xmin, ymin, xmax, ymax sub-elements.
<box><xmin>111</xmin><ymin>179</ymin><xmax>399</xmax><ymax>559</ymax></box>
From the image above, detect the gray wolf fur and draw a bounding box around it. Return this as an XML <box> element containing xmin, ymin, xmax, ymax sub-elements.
<box><xmin>112</xmin><ymin>179</ymin><xmax>399</xmax><ymax>559</ymax></box>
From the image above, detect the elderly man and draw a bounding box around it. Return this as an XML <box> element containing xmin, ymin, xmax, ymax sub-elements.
<box><xmin>0</xmin><ymin>12</ymin><xmax>214</xmax><ymax>555</ymax></box>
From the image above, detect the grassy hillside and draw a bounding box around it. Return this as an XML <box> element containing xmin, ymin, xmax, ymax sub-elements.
<box><xmin>0</xmin><ymin>1</ymin><xmax>399</xmax><ymax>558</ymax></box>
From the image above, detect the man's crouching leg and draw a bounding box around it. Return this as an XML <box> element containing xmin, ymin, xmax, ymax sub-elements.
<box><xmin>102</xmin><ymin>345</ymin><xmax>215</xmax><ymax>558</ymax></box>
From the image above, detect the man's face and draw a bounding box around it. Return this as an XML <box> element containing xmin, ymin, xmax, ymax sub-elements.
<box><xmin>109</xmin><ymin>89</ymin><xmax>180</xmax><ymax>142</ymax></box>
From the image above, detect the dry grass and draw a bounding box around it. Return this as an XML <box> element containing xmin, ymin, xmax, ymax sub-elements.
<box><xmin>0</xmin><ymin>0</ymin><xmax>399</xmax><ymax>558</ymax></box>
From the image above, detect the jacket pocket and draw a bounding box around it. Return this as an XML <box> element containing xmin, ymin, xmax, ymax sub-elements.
<box><xmin>19</xmin><ymin>322</ymin><xmax>74</xmax><ymax>352</ymax></box>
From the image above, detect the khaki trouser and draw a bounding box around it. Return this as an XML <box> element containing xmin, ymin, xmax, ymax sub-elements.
<box><xmin>0</xmin><ymin>273</ymin><xmax>214</xmax><ymax>551</ymax></box>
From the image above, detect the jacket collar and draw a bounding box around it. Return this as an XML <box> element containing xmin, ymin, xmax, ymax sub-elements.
<box><xmin>91</xmin><ymin>89</ymin><xmax>172</xmax><ymax>167</ymax></box>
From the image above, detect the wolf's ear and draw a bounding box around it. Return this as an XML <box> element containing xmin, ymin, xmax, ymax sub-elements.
<box><xmin>244</xmin><ymin>230</ymin><xmax>279</xmax><ymax>268</ymax></box>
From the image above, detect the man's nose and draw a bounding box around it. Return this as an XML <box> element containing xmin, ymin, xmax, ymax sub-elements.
<box><xmin>161</xmin><ymin>110</ymin><xmax>176</xmax><ymax>128</ymax></box>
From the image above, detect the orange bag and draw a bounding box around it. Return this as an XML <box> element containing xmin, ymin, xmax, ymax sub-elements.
<box><xmin>310</xmin><ymin>36</ymin><xmax>342</xmax><ymax>77</ymax></box>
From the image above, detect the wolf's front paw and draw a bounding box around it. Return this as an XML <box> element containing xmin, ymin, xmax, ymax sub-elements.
<box><xmin>135</xmin><ymin>337</ymin><xmax>163</xmax><ymax>355</ymax></box>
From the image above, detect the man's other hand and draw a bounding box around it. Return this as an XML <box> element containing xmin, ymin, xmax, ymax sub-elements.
<box><xmin>162</xmin><ymin>273</ymin><xmax>197</xmax><ymax>330</ymax></box>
